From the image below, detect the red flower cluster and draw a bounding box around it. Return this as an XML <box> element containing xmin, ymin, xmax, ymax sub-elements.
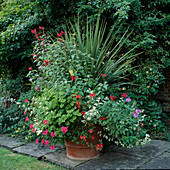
<box><xmin>76</xmin><ymin>94</ymin><xmax>81</xmax><ymax>98</ymax></box>
<box><xmin>89</xmin><ymin>129</ymin><xmax>93</xmax><ymax>133</ymax></box>
<box><xmin>96</xmin><ymin>143</ymin><xmax>103</xmax><ymax>151</ymax></box>
<box><xmin>121</xmin><ymin>93</ymin><xmax>127</xmax><ymax>98</ymax></box>
<box><xmin>89</xmin><ymin>93</ymin><xmax>95</xmax><ymax>98</ymax></box>
<box><xmin>100</xmin><ymin>117</ymin><xmax>105</xmax><ymax>120</ymax></box>
<box><xmin>43</xmin><ymin>60</ymin><xmax>51</xmax><ymax>66</ymax></box>
<box><xmin>80</xmin><ymin>135</ymin><xmax>87</xmax><ymax>141</ymax></box>
<box><xmin>110</xmin><ymin>95</ymin><xmax>116</xmax><ymax>101</ymax></box>
<box><xmin>24</xmin><ymin>110</ymin><xmax>27</xmax><ymax>114</ymax></box>
<box><xmin>81</xmin><ymin>111</ymin><xmax>85</xmax><ymax>116</ymax></box>
<box><xmin>71</xmin><ymin>76</ymin><xmax>77</xmax><ymax>81</ymax></box>
<box><xmin>76</xmin><ymin>101</ymin><xmax>81</xmax><ymax>108</ymax></box>
<box><xmin>31</xmin><ymin>26</ymin><xmax>44</xmax><ymax>39</ymax></box>
<box><xmin>100</xmin><ymin>73</ymin><xmax>107</xmax><ymax>77</ymax></box>
<box><xmin>28</xmin><ymin>67</ymin><xmax>32</xmax><ymax>71</ymax></box>
<box><xmin>57</xmin><ymin>31</ymin><xmax>66</xmax><ymax>38</ymax></box>
<box><xmin>140</xmin><ymin>122</ymin><xmax>144</xmax><ymax>127</ymax></box>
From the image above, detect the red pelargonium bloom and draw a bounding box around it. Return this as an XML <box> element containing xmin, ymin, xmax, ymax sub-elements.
<box><xmin>81</xmin><ymin>111</ymin><xmax>85</xmax><ymax>116</ymax></box>
<box><xmin>24</xmin><ymin>110</ymin><xmax>27</xmax><ymax>114</ymax></box>
<box><xmin>25</xmin><ymin>99</ymin><xmax>28</xmax><ymax>103</ymax></box>
<box><xmin>89</xmin><ymin>93</ymin><xmax>95</xmax><ymax>98</ymax></box>
<box><xmin>31</xmin><ymin>29</ymin><xmax>36</xmax><ymax>34</ymax></box>
<box><xmin>100</xmin><ymin>117</ymin><xmax>105</xmax><ymax>120</ymax></box>
<box><xmin>76</xmin><ymin>95</ymin><xmax>81</xmax><ymax>99</ymax></box>
<box><xmin>91</xmin><ymin>136</ymin><xmax>95</xmax><ymax>140</ymax></box>
<box><xmin>110</xmin><ymin>95</ymin><xmax>116</xmax><ymax>101</ymax></box>
<box><xmin>71</xmin><ymin>76</ymin><xmax>77</xmax><ymax>82</ymax></box>
<box><xmin>89</xmin><ymin>129</ymin><xmax>93</xmax><ymax>133</ymax></box>
<box><xmin>39</xmin><ymin>26</ymin><xmax>43</xmax><ymax>30</ymax></box>
<box><xmin>61</xmin><ymin>127</ymin><xmax>68</xmax><ymax>133</ymax></box>
<box><xmin>28</xmin><ymin>67</ymin><xmax>32</xmax><ymax>71</ymax></box>
<box><xmin>58</xmin><ymin>39</ymin><xmax>62</xmax><ymax>42</ymax></box>
<box><xmin>121</xmin><ymin>93</ymin><xmax>127</xmax><ymax>98</ymax></box>
<box><xmin>36</xmin><ymin>87</ymin><xmax>39</xmax><ymax>91</ymax></box>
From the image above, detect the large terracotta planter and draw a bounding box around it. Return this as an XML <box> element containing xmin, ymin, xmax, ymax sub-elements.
<box><xmin>65</xmin><ymin>126</ymin><xmax>102</xmax><ymax>160</ymax></box>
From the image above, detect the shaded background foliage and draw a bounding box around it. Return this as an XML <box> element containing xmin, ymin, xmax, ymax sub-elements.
<box><xmin>0</xmin><ymin>0</ymin><xmax>169</xmax><ymax>138</ymax></box>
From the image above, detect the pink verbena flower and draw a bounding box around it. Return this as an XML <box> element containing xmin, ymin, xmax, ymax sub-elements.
<box><xmin>43</xmin><ymin>120</ymin><xmax>48</xmax><ymax>125</ymax></box>
<box><xmin>36</xmin><ymin>139</ymin><xmax>38</xmax><ymax>144</ymax></box>
<box><xmin>51</xmin><ymin>132</ymin><xmax>55</xmax><ymax>137</ymax></box>
<box><xmin>50</xmin><ymin>145</ymin><xmax>55</xmax><ymax>150</ymax></box>
<box><xmin>30</xmin><ymin>124</ymin><xmax>34</xmax><ymax>129</ymax></box>
<box><xmin>33</xmin><ymin>128</ymin><xmax>36</xmax><ymax>133</ymax></box>
<box><xmin>25</xmin><ymin>117</ymin><xmax>29</xmax><ymax>122</ymax></box>
<box><xmin>61</xmin><ymin>127</ymin><xmax>68</xmax><ymax>133</ymax></box>
<box><xmin>44</xmin><ymin>140</ymin><xmax>49</xmax><ymax>146</ymax></box>
<box><xmin>126</xmin><ymin>98</ymin><xmax>131</xmax><ymax>102</ymax></box>
<box><xmin>41</xmin><ymin>139</ymin><xmax>44</xmax><ymax>144</ymax></box>
<box><xmin>134</xmin><ymin>109</ymin><xmax>141</xmax><ymax>117</ymax></box>
<box><xmin>42</xmin><ymin>129</ymin><xmax>48</xmax><ymax>135</ymax></box>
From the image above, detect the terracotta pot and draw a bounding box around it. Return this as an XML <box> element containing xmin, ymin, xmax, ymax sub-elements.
<box><xmin>65</xmin><ymin>125</ymin><xmax>102</xmax><ymax>160</ymax></box>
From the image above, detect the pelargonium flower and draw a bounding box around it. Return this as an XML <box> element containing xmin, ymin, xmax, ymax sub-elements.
<box><xmin>89</xmin><ymin>129</ymin><xmax>92</xmax><ymax>133</ymax></box>
<box><xmin>110</xmin><ymin>95</ymin><xmax>116</xmax><ymax>101</ymax></box>
<box><xmin>126</xmin><ymin>98</ymin><xmax>131</xmax><ymax>102</ymax></box>
<box><xmin>121</xmin><ymin>93</ymin><xmax>127</xmax><ymax>98</ymax></box>
<box><xmin>25</xmin><ymin>99</ymin><xmax>28</xmax><ymax>103</ymax></box>
<box><xmin>89</xmin><ymin>93</ymin><xmax>95</xmax><ymax>98</ymax></box>
<box><xmin>61</xmin><ymin>127</ymin><xmax>68</xmax><ymax>133</ymax></box>
<box><xmin>24</xmin><ymin>110</ymin><xmax>27</xmax><ymax>114</ymax></box>
<box><xmin>76</xmin><ymin>95</ymin><xmax>81</xmax><ymax>99</ymax></box>
<box><xmin>91</xmin><ymin>136</ymin><xmax>95</xmax><ymax>140</ymax></box>
<box><xmin>36</xmin><ymin>87</ymin><xmax>39</xmax><ymax>91</ymax></box>
<box><xmin>81</xmin><ymin>111</ymin><xmax>85</xmax><ymax>116</ymax></box>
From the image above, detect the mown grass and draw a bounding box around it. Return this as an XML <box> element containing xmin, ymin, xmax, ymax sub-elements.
<box><xmin>0</xmin><ymin>147</ymin><xmax>66</xmax><ymax>170</ymax></box>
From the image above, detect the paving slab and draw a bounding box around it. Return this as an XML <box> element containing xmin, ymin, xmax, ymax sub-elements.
<box><xmin>13</xmin><ymin>143</ymin><xmax>63</xmax><ymax>158</ymax></box>
<box><xmin>44</xmin><ymin>149</ymin><xmax>88</xmax><ymax>169</ymax></box>
<box><xmin>114</xmin><ymin>140</ymin><xmax>170</xmax><ymax>158</ymax></box>
<box><xmin>75</xmin><ymin>152</ymin><xmax>148</xmax><ymax>170</ymax></box>
<box><xmin>138</xmin><ymin>152</ymin><xmax>170</xmax><ymax>169</ymax></box>
<box><xmin>0</xmin><ymin>135</ymin><xmax>24</xmax><ymax>149</ymax></box>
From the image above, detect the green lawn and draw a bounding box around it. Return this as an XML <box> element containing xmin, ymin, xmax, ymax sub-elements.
<box><xmin>0</xmin><ymin>147</ymin><xmax>66</xmax><ymax>170</ymax></box>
